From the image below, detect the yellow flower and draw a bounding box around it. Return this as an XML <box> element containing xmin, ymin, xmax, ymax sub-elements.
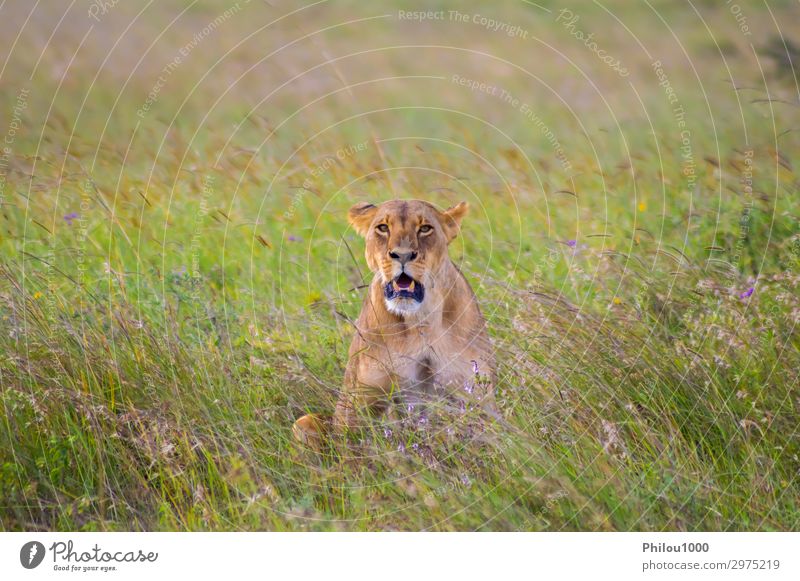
<box><xmin>33</xmin><ymin>291</ymin><xmax>42</xmax><ymax>300</ymax></box>
<box><xmin>613</xmin><ymin>297</ymin><xmax>622</xmax><ymax>304</ymax></box>
<box><xmin>638</xmin><ymin>201</ymin><xmax>646</xmax><ymax>212</ymax></box>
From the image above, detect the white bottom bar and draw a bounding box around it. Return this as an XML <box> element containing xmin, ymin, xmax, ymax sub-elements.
<box><xmin>2</xmin><ymin>532</ymin><xmax>797</xmax><ymax>580</ymax></box>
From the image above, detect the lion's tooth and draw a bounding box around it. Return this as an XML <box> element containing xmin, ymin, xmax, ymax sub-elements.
<box><xmin>408</xmin><ymin>280</ymin><xmax>415</xmax><ymax>292</ymax></box>
<box><xmin>392</xmin><ymin>281</ymin><xmax>400</xmax><ymax>291</ymax></box>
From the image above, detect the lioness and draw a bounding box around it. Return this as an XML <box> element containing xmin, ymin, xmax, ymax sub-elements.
<box><xmin>293</xmin><ymin>199</ymin><xmax>495</xmax><ymax>447</ymax></box>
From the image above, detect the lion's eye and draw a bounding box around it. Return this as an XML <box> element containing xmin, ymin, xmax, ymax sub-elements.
<box><xmin>375</xmin><ymin>224</ymin><xmax>389</xmax><ymax>234</ymax></box>
<box><xmin>418</xmin><ymin>225</ymin><xmax>433</xmax><ymax>234</ymax></box>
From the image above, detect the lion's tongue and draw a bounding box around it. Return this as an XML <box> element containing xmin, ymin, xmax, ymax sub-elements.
<box><xmin>395</xmin><ymin>273</ymin><xmax>413</xmax><ymax>290</ymax></box>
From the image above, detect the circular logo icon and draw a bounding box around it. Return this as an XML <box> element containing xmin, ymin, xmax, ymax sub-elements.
<box><xmin>20</xmin><ymin>541</ymin><xmax>46</xmax><ymax>569</ymax></box>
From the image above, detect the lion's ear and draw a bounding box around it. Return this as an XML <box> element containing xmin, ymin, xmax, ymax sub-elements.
<box><xmin>440</xmin><ymin>201</ymin><xmax>469</xmax><ymax>243</ymax></box>
<box><xmin>348</xmin><ymin>202</ymin><xmax>378</xmax><ymax>237</ymax></box>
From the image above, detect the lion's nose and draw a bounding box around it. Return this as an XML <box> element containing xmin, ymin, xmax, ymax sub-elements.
<box><xmin>389</xmin><ymin>249</ymin><xmax>418</xmax><ymax>265</ymax></box>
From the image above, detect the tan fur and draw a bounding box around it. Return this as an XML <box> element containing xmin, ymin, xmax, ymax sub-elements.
<box><xmin>293</xmin><ymin>199</ymin><xmax>494</xmax><ymax>447</ymax></box>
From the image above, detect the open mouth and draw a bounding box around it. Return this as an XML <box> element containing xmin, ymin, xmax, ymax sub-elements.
<box><xmin>384</xmin><ymin>272</ymin><xmax>425</xmax><ymax>302</ymax></box>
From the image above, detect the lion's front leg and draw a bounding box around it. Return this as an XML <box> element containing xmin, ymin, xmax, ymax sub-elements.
<box><xmin>333</xmin><ymin>357</ymin><xmax>394</xmax><ymax>433</ymax></box>
<box><xmin>293</xmin><ymin>354</ymin><xmax>394</xmax><ymax>449</ymax></box>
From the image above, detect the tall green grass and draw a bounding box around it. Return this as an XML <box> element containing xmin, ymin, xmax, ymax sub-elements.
<box><xmin>1</xmin><ymin>0</ymin><xmax>798</xmax><ymax>530</ymax></box>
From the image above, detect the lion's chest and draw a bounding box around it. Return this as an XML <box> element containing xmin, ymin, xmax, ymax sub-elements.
<box><xmin>385</xmin><ymin>331</ymin><xmax>475</xmax><ymax>396</ymax></box>
<box><xmin>353</xmin><ymin>294</ymin><xmax>491</xmax><ymax>403</ymax></box>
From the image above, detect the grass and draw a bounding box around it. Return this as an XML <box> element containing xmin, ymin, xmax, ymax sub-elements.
<box><xmin>0</xmin><ymin>0</ymin><xmax>799</xmax><ymax>531</ymax></box>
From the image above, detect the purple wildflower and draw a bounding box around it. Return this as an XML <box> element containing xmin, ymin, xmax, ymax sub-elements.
<box><xmin>566</xmin><ymin>239</ymin><xmax>577</xmax><ymax>248</ymax></box>
<box><xmin>383</xmin><ymin>428</ymin><xmax>393</xmax><ymax>439</ymax></box>
<box><xmin>471</xmin><ymin>360</ymin><xmax>479</xmax><ymax>374</ymax></box>
<box><xmin>739</xmin><ymin>287</ymin><xmax>754</xmax><ymax>299</ymax></box>
<box><xmin>411</xmin><ymin>443</ymin><xmax>420</xmax><ymax>452</ymax></box>
<box><xmin>63</xmin><ymin>212</ymin><xmax>78</xmax><ymax>226</ymax></box>
<box><xmin>397</xmin><ymin>442</ymin><xmax>406</xmax><ymax>453</ymax></box>
<box><xmin>287</xmin><ymin>235</ymin><xmax>302</xmax><ymax>242</ymax></box>
<box><xmin>407</xmin><ymin>403</ymin><xmax>415</xmax><ymax>413</ymax></box>
<box><xmin>463</xmin><ymin>380</ymin><xmax>474</xmax><ymax>394</ymax></box>
<box><xmin>460</xmin><ymin>474</ymin><xmax>471</xmax><ymax>487</ymax></box>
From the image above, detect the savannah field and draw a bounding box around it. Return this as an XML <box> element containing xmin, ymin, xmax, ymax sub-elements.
<box><xmin>0</xmin><ymin>0</ymin><xmax>799</xmax><ymax>531</ymax></box>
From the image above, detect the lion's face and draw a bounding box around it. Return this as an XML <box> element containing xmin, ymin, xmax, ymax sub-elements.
<box><xmin>348</xmin><ymin>199</ymin><xmax>469</xmax><ymax>317</ymax></box>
